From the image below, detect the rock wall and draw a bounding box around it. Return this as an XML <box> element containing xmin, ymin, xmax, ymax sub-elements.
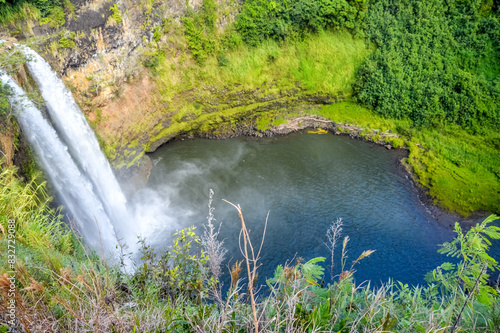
<box><xmin>1</xmin><ymin>0</ymin><xmax>340</xmax><ymax>187</ymax></box>
<box><xmin>1</xmin><ymin>0</ymin><xmax>236</xmax><ymax>174</ymax></box>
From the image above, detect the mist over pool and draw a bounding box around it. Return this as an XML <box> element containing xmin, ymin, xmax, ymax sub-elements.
<box><xmin>133</xmin><ymin>132</ymin><xmax>496</xmax><ymax>287</ymax></box>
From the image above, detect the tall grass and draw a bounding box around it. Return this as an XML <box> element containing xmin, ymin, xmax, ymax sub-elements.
<box><xmin>1</xmin><ymin>180</ymin><xmax>499</xmax><ymax>332</ymax></box>
<box><xmin>154</xmin><ymin>30</ymin><xmax>373</xmax><ymax>101</ymax></box>
<box><xmin>0</xmin><ymin>2</ymin><xmax>40</xmax><ymax>26</ymax></box>
<box><xmin>0</xmin><ymin>166</ymin><xmax>73</xmax><ymax>253</ymax></box>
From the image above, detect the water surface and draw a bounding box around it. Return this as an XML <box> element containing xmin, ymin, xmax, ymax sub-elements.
<box><xmin>140</xmin><ymin>132</ymin><xmax>491</xmax><ymax>287</ymax></box>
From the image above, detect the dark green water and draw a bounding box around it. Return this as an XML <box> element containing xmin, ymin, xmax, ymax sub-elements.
<box><xmin>140</xmin><ymin>132</ymin><xmax>494</xmax><ymax>287</ymax></box>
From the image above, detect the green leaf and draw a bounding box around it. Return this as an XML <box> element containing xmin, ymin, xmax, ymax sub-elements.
<box><xmin>302</xmin><ymin>257</ymin><xmax>325</xmax><ymax>286</ymax></box>
<box><xmin>440</xmin><ymin>262</ymin><xmax>455</xmax><ymax>271</ymax></box>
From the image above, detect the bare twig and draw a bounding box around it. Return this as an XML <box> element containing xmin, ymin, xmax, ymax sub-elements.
<box><xmin>223</xmin><ymin>199</ymin><xmax>264</xmax><ymax>333</ymax></box>
<box><xmin>450</xmin><ymin>264</ymin><xmax>488</xmax><ymax>333</ymax></box>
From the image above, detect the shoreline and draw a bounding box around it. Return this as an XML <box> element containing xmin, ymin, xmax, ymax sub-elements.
<box><xmin>144</xmin><ymin>114</ymin><xmax>489</xmax><ymax>231</ymax></box>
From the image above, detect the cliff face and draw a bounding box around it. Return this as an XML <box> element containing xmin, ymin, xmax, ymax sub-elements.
<box><xmin>2</xmin><ymin>0</ymin><xmax>213</xmax><ymax>179</ymax></box>
<box><xmin>25</xmin><ymin>0</ymin><xmax>203</xmax><ymax>74</ymax></box>
<box><xmin>1</xmin><ymin>0</ymin><xmax>338</xmax><ymax>186</ymax></box>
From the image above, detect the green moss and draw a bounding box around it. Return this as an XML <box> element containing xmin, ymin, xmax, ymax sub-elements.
<box><xmin>389</xmin><ymin>137</ymin><xmax>405</xmax><ymax>148</ymax></box>
<box><xmin>104</xmin><ymin>144</ymin><xmax>117</xmax><ymax>161</ymax></box>
<box><xmin>311</xmin><ymin>101</ymin><xmax>500</xmax><ymax>216</ymax></box>
<box><xmin>126</xmin><ymin>151</ymin><xmax>145</xmax><ymax>168</ymax></box>
<box><xmin>129</xmin><ymin>139</ymin><xmax>139</xmax><ymax>148</ymax></box>
<box><xmin>256</xmin><ymin>117</ymin><xmax>271</xmax><ymax>131</ymax></box>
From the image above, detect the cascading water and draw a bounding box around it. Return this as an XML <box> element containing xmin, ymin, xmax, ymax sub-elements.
<box><xmin>1</xmin><ymin>45</ymin><xmax>134</xmax><ymax>257</ymax></box>
<box><xmin>21</xmin><ymin>47</ymin><xmax>132</xmax><ymax>240</ymax></box>
<box><xmin>0</xmin><ymin>71</ymin><xmax>117</xmax><ymax>251</ymax></box>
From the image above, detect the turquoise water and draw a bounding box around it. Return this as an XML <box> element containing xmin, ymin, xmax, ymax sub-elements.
<box><xmin>143</xmin><ymin>132</ymin><xmax>497</xmax><ymax>287</ymax></box>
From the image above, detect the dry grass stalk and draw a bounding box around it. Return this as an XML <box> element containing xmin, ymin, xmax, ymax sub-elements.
<box><xmin>224</xmin><ymin>199</ymin><xmax>268</xmax><ymax>333</ymax></box>
<box><xmin>24</xmin><ymin>278</ymin><xmax>45</xmax><ymax>293</ymax></box>
<box><xmin>325</xmin><ymin>218</ymin><xmax>343</xmax><ymax>281</ymax></box>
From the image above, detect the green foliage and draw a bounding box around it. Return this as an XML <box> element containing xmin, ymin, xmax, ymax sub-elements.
<box><xmin>1</xmin><ymin>43</ymin><xmax>31</xmax><ymax>117</ymax></box>
<box><xmin>0</xmin><ymin>0</ymin><xmax>62</xmax><ymax>25</ymax></box>
<box><xmin>355</xmin><ymin>0</ymin><xmax>500</xmax><ymax>132</ymax></box>
<box><xmin>132</xmin><ymin>226</ymin><xmax>208</xmax><ymax>302</ymax></box>
<box><xmin>182</xmin><ymin>0</ymin><xmax>218</xmax><ymax>64</ymax></box>
<box><xmin>58</xmin><ymin>30</ymin><xmax>76</xmax><ymax>48</ymax></box>
<box><xmin>426</xmin><ymin>215</ymin><xmax>500</xmax><ymax>305</ymax></box>
<box><xmin>30</xmin><ymin>0</ymin><xmax>62</xmax><ymax>17</ymax></box>
<box><xmin>39</xmin><ymin>5</ymin><xmax>65</xmax><ymax>28</ymax></box>
<box><xmin>235</xmin><ymin>0</ymin><xmax>366</xmax><ymax>46</ymax></box>
<box><xmin>0</xmin><ymin>166</ymin><xmax>73</xmax><ymax>254</ymax></box>
<box><xmin>0</xmin><ymin>82</ymin><xmax>13</xmax><ymax>117</ymax></box>
<box><xmin>109</xmin><ymin>3</ymin><xmax>122</xmax><ymax>24</ymax></box>
<box><xmin>0</xmin><ymin>46</ymin><xmax>16</xmax><ymax>117</ymax></box>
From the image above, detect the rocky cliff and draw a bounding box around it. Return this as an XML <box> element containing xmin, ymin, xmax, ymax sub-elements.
<box><xmin>1</xmin><ymin>0</ymin><xmax>343</xmax><ymax>188</ymax></box>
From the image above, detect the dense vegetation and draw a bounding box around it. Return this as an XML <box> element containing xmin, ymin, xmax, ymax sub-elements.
<box><xmin>1</xmin><ymin>173</ymin><xmax>499</xmax><ymax>332</ymax></box>
<box><xmin>1</xmin><ymin>0</ymin><xmax>500</xmax><ymax>331</ymax></box>
<box><xmin>235</xmin><ymin>0</ymin><xmax>366</xmax><ymax>45</ymax></box>
<box><xmin>0</xmin><ymin>0</ymin><xmax>72</xmax><ymax>27</ymax></box>
<box><xmin>355</xmin><ymin>0</ymin><xmax>500</xmax><ymax>131</ymax></box>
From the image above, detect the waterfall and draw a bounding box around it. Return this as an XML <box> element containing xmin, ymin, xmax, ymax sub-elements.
<box><xmin>1</xmin><ymin>46</ymin><xmax>133</xmax><ymax>256</ymax></box>
<box><xmin>21</xmin><ymin>47</ymin><xmax>132</xmax><ymax>240</ymax></box>
<box><xmin>0</xmin><ymin>71</ymin><xmax>117</xmax><ymax>251</ymax></box>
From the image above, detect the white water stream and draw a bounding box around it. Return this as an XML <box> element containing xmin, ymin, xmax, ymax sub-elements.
<box><xmin>1</xmin><ymin>45</ymin><xmax>134</xmax><ymax>257</ymax></box>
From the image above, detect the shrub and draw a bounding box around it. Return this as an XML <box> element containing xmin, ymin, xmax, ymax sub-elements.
<box><xmin>58</xmin><ymin>30</ymin><xmax>76</xmax><ymax>48</ymax></box>
<box><xmin>109</xmin><ymin>3</ymin><xmax>122</xmax><ymax>25</ymax></box>
<box><xmin>39</xmin><ymin>5</ymin><xmax>65</xmax><ymax>28</ymax></box>
<box><xmin>182</xmin><ymin>0</ymin><xmax>218</xmax><ymax>64</ymax></box>
<box><xmin>235</xmin><ymin>0</ymin><xmax>367</xmax><ymax>46</ymax></box>
<box><xmin>354</xmin><ymin>0</ymin><xmax>500</xmax><ymax>132</ymax></box>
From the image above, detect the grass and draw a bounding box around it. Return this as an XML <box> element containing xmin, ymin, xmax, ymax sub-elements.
<box><xmin>0</xmin><ymin>2</ymin><xmax>40</xmax><ymax>26</ymax></box>
<box><xmin>1</xmin><ymin>176</ymin><xmax>499</xmax><ymax>332</ymax></box>
<box><xmin>140</xmin><ymin>26</ymin><xmax>500</xmax><ymax>216</ymax></box>
<box><xmin>153</xmin><ymin>30</ymin><xmax>373</xmax><ymax>101</ymax></box>
<box><xmin>409</xmin><ymin>127</ymin><xmax>500</xmax><ymax>216</ymax></box>
<box><xmin>0</xmin><ymin>166</ymin><xmax>73</xmax><ymax>253</ymax></box>
<box><xmin>310</xmin><ymin>102</ymin><xmax>500</xmax><ymax>216</ymax></box>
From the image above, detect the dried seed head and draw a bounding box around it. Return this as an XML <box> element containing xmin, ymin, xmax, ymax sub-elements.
<box><xmin>59</xmin><ymin>268</ymin><xmax>73</xmax><ymax>286</ymax></box>
<box><xmin>230</xmin><ymin>260</ymin><xmax>242</xmax><ymax>289</ymax></box>
<box><xmin>24</xmin><ymin>278</ymin><xmax>44</xmax><ymax>293</ymax></box>
<box><xmin>339</xmin><ymin>271</ymin><xmax>351</xmax><ymax>281</ymax></box>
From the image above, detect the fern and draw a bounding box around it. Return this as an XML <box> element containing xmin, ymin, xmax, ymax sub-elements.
<box><xmin>302</xmin><ymin>257</ymin><xmax>325</xmax><ymax>286</ymax></box>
